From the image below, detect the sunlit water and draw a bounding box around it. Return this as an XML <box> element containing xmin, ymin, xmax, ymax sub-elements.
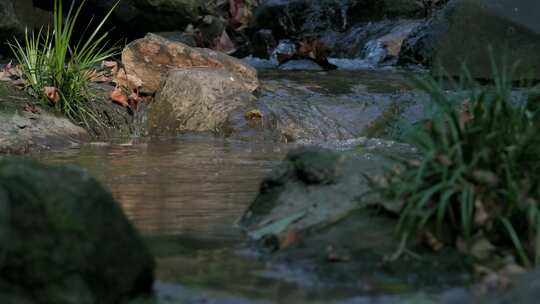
<box><xmin>38</xmin><ymin>136</ymin><xmax>289</xmax><ymax>241</ymax></box>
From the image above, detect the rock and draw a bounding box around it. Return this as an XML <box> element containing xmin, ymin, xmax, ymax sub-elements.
<box><xmin>81</xmin><ymin>0</ymin><xmax>204</xmax><ymax>39</ymax></box>
<box><xmin>0</xmin><ymin>158</ymin><xmax>155</xmax><ymax>303</ymax></box>
<box><xmin>121</xmin><ymin>33</ymin><xmax>259</xmax><ymax>94</ymax></box>
<box><xmin>238</xmin><ymin>144</ymin><xmax>471</xmax><ymax>290</ymax></box>
<box><xmin>273</xmin><ymin>39</ymin><xmax>297</xmax><ymax>64</ymax></box>
<box><xmin>251</xmin><ymin>29</ymin><xmax>277</xmax><ymax>59</ymax></box>
<box><xmin>0</xmin><ymin>84</ymin><xmax>89</xmax><ymax>154</ymax></box>
<box><xmin>238</xmin><ymin>142</ymin><xmax>397</xmax><ymax>234</ymax></box>
<box><xmin>253</xmin><ymin>0</ymin><xmax>423</xmax><ymax>41</ymax></box>
<box><xmin>361</xmin><ymin>20</ymin><xmax>421</xmax><ymax>65</ymax></box>
<box><xmin>0</xmin><ymin>0</ymin><xmax>51</xmax><ymax>55</ymax></box>
<box><xmin>398</xmin><ymin>0</ymin><xmax>540</xmax><ymax>79</ymax></box>
<box><xmin>148</xmin><ymin>68</ymin><xmax>258</xmax><ymax>135</ymax></box>
<box><xmin>279</xmin><ymin>59</ymin><xmax>324</xmax><ymax>71</ymax></box>
<box><xmin>152</xmin><ymin>32</ymin><xmax>197</xmax><ymax>47</ymax></box>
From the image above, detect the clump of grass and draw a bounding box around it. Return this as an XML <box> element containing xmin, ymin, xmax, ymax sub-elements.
<box><xmin>9</xmin><ymin>0</ymin><xmax>119</xmax><ymax>128</ymax></box>
<box><xmin>374</xmin><ymin>57</ymin><xmax>540</xmax><ymax>267</ymax></box>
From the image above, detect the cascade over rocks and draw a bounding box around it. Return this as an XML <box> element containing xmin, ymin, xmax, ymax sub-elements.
<box><xmin>0</xmin><ymin>158</ymin><xmax>155</xmax><ymax>304</ymax></box>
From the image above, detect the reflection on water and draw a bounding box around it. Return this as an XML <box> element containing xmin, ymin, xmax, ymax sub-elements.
<box><xmin>37</xmin><ymin>136</ymin><xmax>289</xmax><ymax>241</ymax></box>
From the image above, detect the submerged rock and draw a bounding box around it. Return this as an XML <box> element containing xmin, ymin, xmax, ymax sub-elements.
<box><xmin>398</xmin><ymin>0</ymin><xmax>540</xmax><ymax>79</ymax></box>
<box><xmin>0</xmin><ymin>158</ymin><xmax>155</xmax><ymax>304</ymax></box>
<box><xmin>121</xmin><ymin>33</ymin><xmax>259</xmax><ymax>94</ymax></box>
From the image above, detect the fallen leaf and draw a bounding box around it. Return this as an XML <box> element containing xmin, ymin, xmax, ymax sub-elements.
<box><xmin>43</xmin><ymin>86</ymin><xmax>60</xmax><ymax>104</ymax></box>
<box><xmin>327</xmin><ymin>245</ymin><xmax>351</xmax><ymax>263</ymax></box>
<box><xmin>245</xmin><ymin>109</ymin><xmax>263</xmax><ymax>120</ymax></box>
<box><xmin>0</xmin><ymin>71</ymin><xmax>11</xmax><ymax>81</ymax></box>
<box><xmin>474</xmin><ymin>199</ymin><xmax>489</xmax><ymax>227</ymax></box>
<box><xmin>128</xmin><ymin>88</ymin><xmax>144</xmax><ymax>111</ymax></box>
<box><xmin>23</xmin><ymin>103</ymin><xmax>40</xmax><ymax>114</ymax></box>
<box><xmin>214</xmin><ymin>30</ymin><xmax>237</xmax><ymax>54</ymax></box>
<box><xmin>470</xmin><ymin>236</ymin><xmax>496</xmax><ymax>260</ymax></box>
<box><xmin>110</xmin><ymin>86</ymin><xmax>129</xmax><ymax>108</ymax></box>
<box><xmin>436</xmin><ymin>154</ymin><xmax>452</xmax><ymax>166</ymax></box>
<box><xmin>424</xmin><ymin>232</ymin><xmax>444</xmax><ymax>252</ymax></box>
<box><xmin>248</xmin><ymin>210</ymin><xmax>306</xmax><ymax>240</ymax></box>
<box><xmin>474</xmin><ymin>271</ymin><xmax>511</xmax><ymax>295</ymax></box>
<box><xmin>113</xmin><ymin>67</ymin><xmax>143</xmax><ymax>92</ymax></box>
<box><xmin>472</xmin><ymin>170</ymin><xmax>499</xmax><ymax>187</ymax></box>
<box><xmin>101</xmin><ymin>60</ymin><xmax>118</xmax><ymax>70</ymax></box>
<box><xmin>279</xmin><ymin>229</ymin><xmax>301</xmax><ymax>250</ymax></box>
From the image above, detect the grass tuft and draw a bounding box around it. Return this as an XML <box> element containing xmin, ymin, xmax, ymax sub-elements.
<box><xmin>374</xmin><ymin>54</ymin><xmax>540</xmax><ymax>266</ymax></box>
<box><xmin>9</xmin><ymin>0</ymin><xmax>119</xmax><ymax>129</ymax></box>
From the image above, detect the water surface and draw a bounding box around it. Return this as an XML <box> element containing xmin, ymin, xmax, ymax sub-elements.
<box><xmin>38</xmin><ymin>136</ymin><xmax>289</xmax><ymax>241</ymax></box>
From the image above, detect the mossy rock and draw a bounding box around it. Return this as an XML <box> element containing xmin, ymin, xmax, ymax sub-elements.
<box><xmin>0</xmin><ymin>158</ymin><xmax>155</xmax><ymax>304</ymax></box>
<box><xmin>399</xmin><ymin>0</ymin><xmax>540</xmax><ymax>79</ymax></box>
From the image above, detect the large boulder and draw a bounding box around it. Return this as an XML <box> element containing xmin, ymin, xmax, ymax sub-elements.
<box><xmin>398</xmin><ymin>0</ymin><xmax>540</xmax><ymax>79</ymax></box>
<box><xmin>121</xmin><ymin>33</ymin><xmax>259</xmax><ymax>94</ymax></box>
<box><xmin>148</xmin><ymin>68</ymin><xmax>258</xmax><ymax>135</ymax></box>
<box><xmin>0</xmin><ymin>158</ymin><xmax>155</xmax><ymax>304</ymax></box>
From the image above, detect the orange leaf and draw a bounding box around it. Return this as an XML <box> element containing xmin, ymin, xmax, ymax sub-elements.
<box><xmin>110</xmin><ymin>86</ymin><xmax>129</xmax><ymax>108</ymax></box>
<box><xmin>43</xmin><ymin>86</ymin><xmax>60</xmax><ymax>104</ymax></box>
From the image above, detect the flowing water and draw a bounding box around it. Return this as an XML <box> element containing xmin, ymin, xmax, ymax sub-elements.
<box><xmin>32</xmin><ymin>70</ymin><xmax>468</xmax><ymax>304</ymax></box>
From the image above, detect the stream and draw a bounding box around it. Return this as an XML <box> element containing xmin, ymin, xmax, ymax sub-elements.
<box><xmin>33</xmin><ymin>69</ymin><xmax>468</xmax><ymax>304</ymax></box>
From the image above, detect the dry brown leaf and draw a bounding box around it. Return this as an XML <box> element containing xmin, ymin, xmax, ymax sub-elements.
<box><xmin>472</xmin><ymin>170</ymin><xmax>499</xmax><ymax>187</ymax></box>
<box><xmin>85</xmin><ymin>69</ymin><xmax>112</xmax><ymax>83</ymax></box>
<box><xmin>43</xmin><ymin>86</ymin><xmax>60</xmax><ymax>104</ymax></box>
<box><xmin>279</xmin><ymin>229</ymin><xmax>301</xmax><ymax>250</ymax></box>
<box><xmin>110</xmin><ymin>86</ymin><xmax>129</xmax><ymax>108</ymax></box>
<box><xmin>128</xmin><ymin>89</ymin><xmax>144</xmax><ymax>111</ymax></box>
<box><xmin>436</xmin><ymin>154</ymin><xmax>452</xmax><ymax>166</ymax></box>
<box><xmin>327</xmin><ymin>245</ymin><xmax>351</xmax><ymax>263</ymax></box>
<box><xmin>23</xmin><ymin>103</ymin><xmax>40</xmax><ymax>114</ymax></box>
<box><xmin>469</xmin><ymin>236</ymin><xmax>496</xmax><ymax>260</ymax></box>
<box><xmin>245</xmin><ymin>109</ymin><xmax>263</xmax><ymax>120</ymax></box>
<box><xmin>113</xmin><ymin>67</ymin><xmax>143</xmax><ymax>92</ymax></box>
<box><xmin>424</xmin><ymin>232</ymin><xmax>444</xmax><ymax>252</ymax></box>
<box><xmin>102</xmin><ymin>60</ymin><xmax>118</xmax><ymax>70</ymax></box>
<box><xmin>214</xmin><ymin>30</ymin><xmax>237</xmax><ymax>54</ymax></box>
<box><xmin>456</xmin><ymin>236</ymin><xmax>468</xmax><ymax>254</ymax></box>
<box><xmin>474</xmin><ymin>199</ymin><xmax>489</xmax><ymax>227</ymax></box>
